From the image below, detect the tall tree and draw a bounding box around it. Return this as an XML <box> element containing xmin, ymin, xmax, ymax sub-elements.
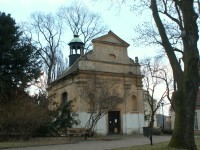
<box><xmin>58</xmin><ymin>1</ymin><xmax>108</xmax><ymax>51</ymax></box>
<box><xmin>0</xmin><ymin>12</ymin><xmax>41</xmax><ymax>101</ymax></box>
<box><xmin>128</xmin><ymin>0</ymin><xmax>199</xmax><ymax>149</ymax></box>
<box><xmin>25</xmin><ymin>12</ymin><xmax>66</xmax><ymax>86</ymax></box>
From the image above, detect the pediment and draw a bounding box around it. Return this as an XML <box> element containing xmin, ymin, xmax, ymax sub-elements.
<box><xmin>92</xmin><ymin>31</ymin><xmax>130</xmax><ymax>47</ymax></box>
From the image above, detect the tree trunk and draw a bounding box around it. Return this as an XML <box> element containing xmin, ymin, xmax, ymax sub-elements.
<box><xmin>169</xmin><ymin>90</ymin><xmax>198</xmax><ymax>149</ymax></box>
<box><xmin>184</xmin><ymin>89</ymin><xmax>197</xmax><ymax>150</ymax></box>
<box><xmin>169</xmin><ymin>91</ymin><xmax>187</xmax><ymax>148</ymax></box>
<box><xmin>151</xmin><ymin>0</ymin><xmax>199</xmax><ymax>149</ymax></box>
<box><xmin>150</xmin><ymin>115</ymin><xmax>155</xmax><ymax>146</ymax></box>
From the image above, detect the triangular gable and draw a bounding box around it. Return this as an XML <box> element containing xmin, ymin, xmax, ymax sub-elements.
<box><xmin>92</xmin><ymin>30</ymin><xmax>130</xmax><ymax>47</ymax></box>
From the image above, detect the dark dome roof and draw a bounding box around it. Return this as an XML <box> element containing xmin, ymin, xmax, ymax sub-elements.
<box><xmin>69</xmin><ymin>34</ymin><xmax>83</xmax><ymax>44</ymax></box>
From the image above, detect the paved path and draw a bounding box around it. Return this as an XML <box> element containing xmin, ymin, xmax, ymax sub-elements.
<box><xmin>5</xmin><ymin>135</ymin><xmax>171</xmax><ymax>150</ymax></box>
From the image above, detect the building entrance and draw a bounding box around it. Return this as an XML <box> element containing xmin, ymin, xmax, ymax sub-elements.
<box><xmin>108</xmin><ymin>111</ymin><xmax>120</xmax><ymax>134</ymax></box>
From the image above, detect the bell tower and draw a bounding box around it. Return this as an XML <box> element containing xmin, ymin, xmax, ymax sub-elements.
<box><xmin>68</xmin><ymin>34</ymin><xmax>84</xmax><ymax>67</ymax></box>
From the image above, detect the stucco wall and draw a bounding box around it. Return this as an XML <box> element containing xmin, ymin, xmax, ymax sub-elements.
<box><xmin>92</xmin><ymin>43</ymin><xmax>130</xmax><ymax>64</ymax></box>
<box><xmin>48</xmin><ymin>71</ymin><xmax>144</xmax><ymax>135</ymax></box>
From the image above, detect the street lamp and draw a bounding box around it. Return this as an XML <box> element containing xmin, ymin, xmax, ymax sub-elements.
<box><xmin>161</xmin><ymin>102</ymin><xmax>164</xmax><ymax>133</ymax></box>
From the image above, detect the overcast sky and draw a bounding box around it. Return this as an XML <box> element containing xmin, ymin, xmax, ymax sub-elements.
<box><xmin>0</xmin><ymin>0</ymin><xmax>158</xmax><ymax>60</ymax></box>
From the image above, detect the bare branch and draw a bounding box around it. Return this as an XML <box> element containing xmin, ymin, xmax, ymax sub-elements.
<box><xmin>142</xmin><ymin>57</ymin><xmax>173</xmax><ymax>126</ymax></box>
<box><xmin>58</xmin><ymin>2</ymin><xmax>108</xmax><ymax>51</ymax></box>
<box><xmin>25</xmin><ymin>12</ymin><xmax>65</xmax><ymax>85</ymax></box>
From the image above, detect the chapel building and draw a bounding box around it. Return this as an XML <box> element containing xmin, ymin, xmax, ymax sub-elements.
<box><xmin>47</xmin><ymin>31</ymin><xmax>144</xmax><ymax>135</ymax></box>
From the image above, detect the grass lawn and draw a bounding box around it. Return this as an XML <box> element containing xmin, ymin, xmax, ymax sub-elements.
<box><xmin>0</xmin><ymin>137</ymin><xmax>200</xmax><ymax>149</ymax></box>
<box><xmin>0</xmin><ymin>137</ymin><xmax>69</xmax><ymax>149</ymax></box>
<box><xmin>112</xmin><ymin>138</ymin><xmax>200</xmax><ymax>150</ymax></box>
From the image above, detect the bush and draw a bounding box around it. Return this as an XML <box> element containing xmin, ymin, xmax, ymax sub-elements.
<box><xmin>152</xmin><ymin>128</ymin><xmax>162</xmax><ymax>135</ymax></box>
<box><xmin>0</xmin><ymin>89</ymin><xmax>78</xmax><ymax>140</ymax></box>
<box><xmin>163</xmin><ymin>129</ymin><xmax>173</xmax><ymax>135</ymax></box>
<box><xmin>48</xmin><ymin>100</ymin><xmax>78</xmax><ymax>136</ymax></box>
<box><xmin>0</xmin><ymin>90</ymin><xmax>50</xmax><ymax>141</ymax></box>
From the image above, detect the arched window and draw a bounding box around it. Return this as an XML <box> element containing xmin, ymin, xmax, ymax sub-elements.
<box><xmin>62</xmin><ymin>92</ymin><xmax>68</xmax><ymax>104</ymax></box>
<box><xmin>132</xmin><ymin>95</ymin><xmax>137</xmax><ymax>111</ymax></box>
<box><xmin>109</xmin><ymin>54</ymin><xmax>116</xmax><ymax>59</ymax></box>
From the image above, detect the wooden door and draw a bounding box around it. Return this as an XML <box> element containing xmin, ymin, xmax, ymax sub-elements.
<box><xmin>108</xmin><ymin>111</ymin><xmax>120</xmax><ymax>134</ymax></box>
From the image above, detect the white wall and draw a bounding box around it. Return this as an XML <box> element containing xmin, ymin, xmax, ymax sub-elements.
<box><xmin>122</xmin><ymin>113</ymin><xmax>144</xmax><ymax>134</ymax></box>
<box><xmin>74</xmin><ymin>112</ymin><xmax>144</xmax><ymax>135</ymax></box>
<box><xmin>73</xmin><ymin>112</ymin><xmax>107</xmax><ymax>135</ymax></box>
<box><xmin>96</xmin><ymin>115</ymin><xmax>107</xmax><ymax>135</ymax></box>
<box><xmin>195</xmin><ymin>110</ymin><xmax>200</xmax><ymax>131</ymax></box>
<box><xmin>73</xmin><ymin>112</ymin><xmax>90</xmax><ymax>128</ymax></box>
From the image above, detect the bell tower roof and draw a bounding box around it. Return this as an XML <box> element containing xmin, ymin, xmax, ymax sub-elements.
<box><xmin>68</xmin><ymin>34</ymin><xmax>84</xmax><ymax>67</ymax></box>
<box><xmin>69</xmin><ymin>34</ymin><xmax>84</xmax><ymax>45</ymax></box>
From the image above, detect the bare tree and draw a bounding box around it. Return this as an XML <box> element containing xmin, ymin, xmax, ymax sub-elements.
<box><xmin>80</xmin><ymin>78</ymin><xmax>129</xmax><ymax>132</ymax></box>
<box><xmin>142</xmin><ymin>58</ymin><xmax>173</xmax><ymax>120</ymax></box>
<box><xmin>142</xmin><ymin>57</ymin><xmax>173</xmax><ymax>143</ymax></box>
<box><xmin>58</xmin><ymin>1</ymin><xmax>108</xmax><ymax>51</ymax></box>
<box><xmin>25</xmin><ymin>12</ymin><xmax>67</xmax><ymax>86</ymax></box>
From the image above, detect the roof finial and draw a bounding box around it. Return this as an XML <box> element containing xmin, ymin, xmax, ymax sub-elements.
<box><xmin>74</xmin><ymin>30</ymin><xmax>78</xmax><ymax>37</ymax></box>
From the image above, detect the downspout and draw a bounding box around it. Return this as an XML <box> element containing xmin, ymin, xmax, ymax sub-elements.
<box><xmin>138</xmin><ymin>102</ymin><xmax>141</xmax><ymax>134</ymax></box>
<box><xmin>124</xmin><ymin>74</ymin><xmax>127</xmax><ymax>134</ymax></box>
<box><xmin>136</xmin><ymin>62</ymin><xmax>141</xmax><ymax>134</ymax></box>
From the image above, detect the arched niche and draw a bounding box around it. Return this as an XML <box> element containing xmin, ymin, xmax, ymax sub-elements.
<box><xmin>62</xmin><ymin>92</ymin><xmax>68</xmax><ymax>104</ymax></box>
<box><xmin>132</xmin><ymin>95</ymin><xmax>137</xmax><ymax>111</ymax></box>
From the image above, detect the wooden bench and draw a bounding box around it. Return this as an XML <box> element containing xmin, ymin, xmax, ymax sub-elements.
<box><xmin>67</xmin><ymin>128</ymin><xmax>90</xmax><ymax>140</ymax></box>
